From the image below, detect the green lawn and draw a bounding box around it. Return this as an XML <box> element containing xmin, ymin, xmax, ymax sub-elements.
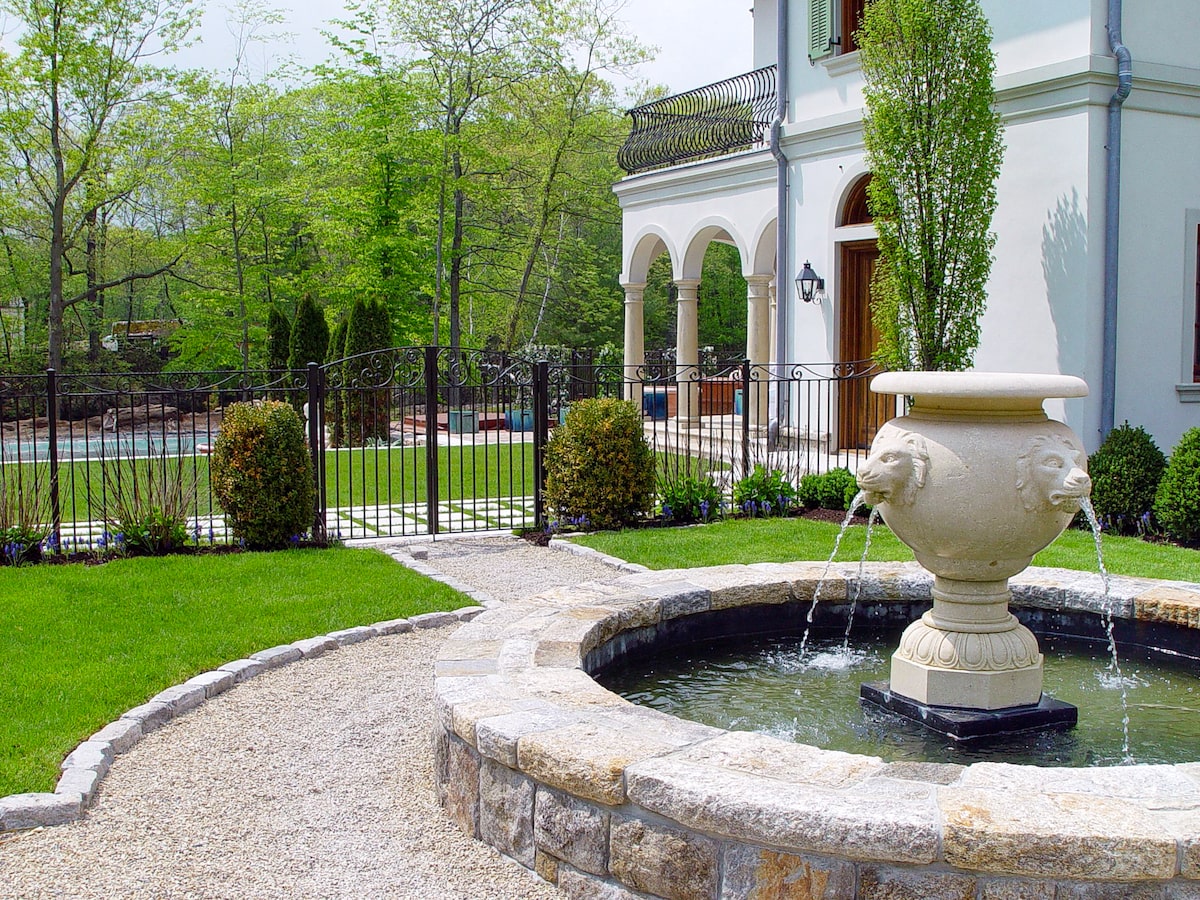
<box><xmin>327</xmin><ymin>441</ymin><xmax>535</xmax><ymax>506</ymax></box>
<box><xmin>0</xmin><ymin>548</ymin><xmax>468</xmax><ymax>796</ymax></box>
<box><xmin>571</xmin><ymin>516</ymin><xmax>1200</xmax><ymax>583</ymax></box>
<box><xmin>11</xmin><ymin>441</ymin><xmax>537</xmax><ymax>525</ymax></box>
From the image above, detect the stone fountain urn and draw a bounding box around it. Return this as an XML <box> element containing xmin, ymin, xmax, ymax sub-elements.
<box><xmin>856</xmin><ymin>372</ymin><xmax>1092</xmax><ymax>738</ymax></box>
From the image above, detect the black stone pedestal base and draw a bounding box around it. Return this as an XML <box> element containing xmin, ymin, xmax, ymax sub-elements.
<box><xmin>859</xmin><ymin>681</ymin><xmax>1078</xmax><ymax>740</ymax></box>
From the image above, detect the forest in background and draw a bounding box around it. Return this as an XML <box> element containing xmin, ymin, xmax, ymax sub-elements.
<box><xmin>0</xmin><ymin>0</ymin><xmax>748</xmax><ymax>376</ymax></box>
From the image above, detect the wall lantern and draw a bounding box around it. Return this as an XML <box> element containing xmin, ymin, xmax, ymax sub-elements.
<box><xmin>795</xmin><ymin>261</ymin><xmax>824</xmax><ymax>304</ymax></box>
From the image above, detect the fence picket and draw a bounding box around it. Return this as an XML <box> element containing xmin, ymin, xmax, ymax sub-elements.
<box><xmin>0</xmin><ymin>351</ymin><xmax>886</xmax><ymax>552</ymax></box>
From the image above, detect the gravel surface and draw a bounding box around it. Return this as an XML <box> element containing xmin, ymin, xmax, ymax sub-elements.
<box><xmin>0</xmin><ymin>536</ymin><xmax>617</xmax><ymax>899</ymax></box>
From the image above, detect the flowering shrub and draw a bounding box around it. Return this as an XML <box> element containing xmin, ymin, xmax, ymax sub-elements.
<box><xmin>211</xmin><ymin>401</ymin><xmax>314</xmax><ymax>549</ymax></box>
<box><xmin>658</xmin><ymin>473</ymin><xmax>723</xmax><ymax>523</ymax></box>
<box><xmin>732</xmin><ymin>465</ymin><xmax>796</xmax><ymax>517</ymax></box>
<box><xmin>92</xmin><ymin>453</ymin><xmax>196</xmax><ymax>555</ymax></box>
<box><xmin>544</xmin><ymin>398</ymin><xmax>654</xmax><ymax>531</ymax></box>
<box><xmin>0</xmin><ymin>467</ymin><xmax>51</xmax><ymax>565</ymax></box>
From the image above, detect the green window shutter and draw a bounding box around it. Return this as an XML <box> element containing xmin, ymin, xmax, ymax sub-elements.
<box><xmin>809</xmin><ymin>0</ymin><xmax>834</xmax><ymax>60</ymax></box>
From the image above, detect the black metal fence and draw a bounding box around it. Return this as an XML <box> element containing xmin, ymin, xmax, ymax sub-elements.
<box><xmin>0</xmin><ymin>348</ymin><xmax>894</xmax><ymax>550</ymax></box>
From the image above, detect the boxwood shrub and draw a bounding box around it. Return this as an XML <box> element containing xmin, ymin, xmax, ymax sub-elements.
<box><xmin>545</xmin><ymin>398</ymin><xmax>654</xmax><ymax>531</ymax></box>
<box><xmin>1088</xmin><ymin>422</ymin><xmax>1166</xmax><ymax>535</ymax></box>
<box><xmin>1154</xmin><ymin>427</ymin><xmax>1200</xmax><ymax>546</ymax></box>
<box><xmin>211</xmin><ymin>401</ymin><xmax>314</xmax><ymax>549</ymax></box>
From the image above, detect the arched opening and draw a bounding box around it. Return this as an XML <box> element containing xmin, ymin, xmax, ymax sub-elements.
<box><xmin>840</xmin><ymin>173</ymin><xmax>873</xmax><ymax>226</ymax></box>
<box><xmin>836</xmin><ymin>174</ymin><xmax>889</xmax><ymax>449</ymax></box>
<box><xmin>697</xmin><ymin>242</ymin><xmax>747</xmax><ymax>360</ymax></box>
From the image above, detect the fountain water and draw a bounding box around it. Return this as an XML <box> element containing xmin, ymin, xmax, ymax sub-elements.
<box><xmin>796</xmin><ymin>495</ymin><xmax>867</xmax><ymax>658</ymax></box>
<box><xmin>843</xmin><ymin>505</ymin><xmax>881</xmax><ymax>652</ymax></box>
<box><xmin>1079</xmin><ymin>495</ymin><xmax>1133</xmax><ymax>759</ymax></box>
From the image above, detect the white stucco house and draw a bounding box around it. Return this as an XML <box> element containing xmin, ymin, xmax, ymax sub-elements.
<box><xmin>615</xmin><ymin>0</ymin><xmax>1200</xmax><ymax>454</ymax></box>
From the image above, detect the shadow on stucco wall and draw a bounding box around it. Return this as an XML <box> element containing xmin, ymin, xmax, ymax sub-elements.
<box><xmin>1042</xmin><ymin>189</ymin><xmax>1089</xmax><ymax>381</ymax></box>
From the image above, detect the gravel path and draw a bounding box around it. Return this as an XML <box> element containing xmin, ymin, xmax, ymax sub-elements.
<box><xmin>0</xmin><ymin>537</ymin><xmax>617</xmax><ymax>899</ymax></box>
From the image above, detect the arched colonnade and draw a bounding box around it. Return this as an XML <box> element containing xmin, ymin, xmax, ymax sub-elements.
<box><xmin>619</xmin><ymin>215</ymin><xmax>778</xmax><ymax>428</ymax></box>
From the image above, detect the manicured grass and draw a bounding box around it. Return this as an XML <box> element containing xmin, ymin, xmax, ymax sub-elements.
<box><xmin>328</xmin><ymin>441</ymin><xmax>535</xmax><ymax>505</ymax></box>
<box><xmin>1031</xmin><ymin>527</ymin><xmax>1200</xmax><ymax>582</ymax></box>
<box><xmin>573</xmin><ymin>517</ymin><xmax>913</xmax><ymax>570</ymax></box>
<box><xmin>9</xmin><ymin>441</ymin><xmax>537</xmax><ymax>525</ymax></box>
<box><xmin>0</xmin><ymin>548</ymin><xmax>469</xmax><ymax>796</ymax></box>
<box><xmin>571</xmin><ymin>516</ymin><xmax>1200</xmax><ymax>582</ymax></box>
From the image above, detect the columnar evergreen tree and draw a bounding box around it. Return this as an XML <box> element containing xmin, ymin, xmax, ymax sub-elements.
<box><xmin>267</xmin><ymin>305</ymin><xmax>291</xmax><ymax>372</ymax></box>
<box><xmin>288</xmin><ymin>293</ymin><xmax>330</xmax><ymax>370</ymax></box>
<box><xmin>343</xmin><ymin>297</ymin><xmax>393</xmax><ymax>445</ymax></box>
<box><xmin>326</xmin><ymin>316</ymin><xmax>349</xmax><ymax>447</ymax></box>
<box><xmin>859</xmin><ymin>0</ymin><xmax>1004</xmax><ymax>371</ymax></box>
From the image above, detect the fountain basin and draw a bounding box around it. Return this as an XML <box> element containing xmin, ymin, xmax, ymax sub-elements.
<box><xmin>433</xmin><ymin>561</ymin><xmax>1200</xmax><ymax>898</ymax></box>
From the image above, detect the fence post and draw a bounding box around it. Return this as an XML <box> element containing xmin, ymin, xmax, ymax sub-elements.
<box><xmin>424</xmin><ymin>346</ymin><xmax>440</xmax><ymax>535</ymax></box>
<box><xmin>307</xmin><ymin>362</ymin><xmax>327</xmax><ymax>543</ymax></box>
<box><xmin>533</xmin><ymin>359</ymin><xmax>549</xmax><ymax>530</ymax></box>
<box><xmin>740</xmin><ymin>358</ymin><xmax>751</xmax><ymax>479</ymax></box>
<box><xmin>45</xmin><ymin>368</ymin><xmax>61</xmax><ymax>552</ymax></box>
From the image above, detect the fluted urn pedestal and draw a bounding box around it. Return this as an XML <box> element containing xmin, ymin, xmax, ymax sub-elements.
<box><xmin>856</xmin><ymin>372</ymin><xmax>1091</xmax><ymax>739</ymax></box>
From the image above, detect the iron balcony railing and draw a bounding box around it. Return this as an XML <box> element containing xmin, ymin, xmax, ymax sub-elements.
<box><xmin>617</xmin><ymin>65</ymin><xmax>777</xmax><ymax>175</ymax></box>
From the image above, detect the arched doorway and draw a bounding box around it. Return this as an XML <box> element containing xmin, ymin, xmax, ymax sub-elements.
<box><xmin>836</xmin><ymin>175</ymin><xmax>890</xmax><ymax>450</ymax></box>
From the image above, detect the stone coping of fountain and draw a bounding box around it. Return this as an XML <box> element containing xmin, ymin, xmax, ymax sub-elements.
<box><xmin>433</xmin><ymin>561</ymin><xmax>1200</xmax><ymax>899</ymax></box>
<box><xmin>870</xmin><ymin>370</ymin><xmax>1090</xmax><ymax>401</ymax></box>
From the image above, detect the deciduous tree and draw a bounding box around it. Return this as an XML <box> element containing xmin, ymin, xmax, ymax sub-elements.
<box><xmin>859</xmin><ymin>0</ymin><xmax>1003</xmax><ymax>371</ymax></box>
<box><xmin>0</xmin><ymin>0</ymin><xmax>198</xmax><ymax>371</ymax></box>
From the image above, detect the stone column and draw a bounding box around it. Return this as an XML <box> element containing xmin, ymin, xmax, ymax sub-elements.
<box><xmin>746</xmin><ymin>276</ymin><xmax>772</xmax><ymax>430</ymax></box>
<box><xmin>622</xmin><ymin>283</ymin><xmax>645</xmax><ymax>406</ymax></box>
<box><xmin>674</xmin><ymin>279</ymin><xmax>700</xmax><ymax>426</ymax></box>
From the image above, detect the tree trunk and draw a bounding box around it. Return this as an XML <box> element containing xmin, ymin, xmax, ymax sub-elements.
<box><xmin>86</xmin><ymin>206</ymin><xmax>101</xmax><ymax>360</ymax></box>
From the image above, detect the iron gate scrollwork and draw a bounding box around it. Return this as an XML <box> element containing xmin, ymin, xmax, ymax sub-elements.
<box><xmin>0</xmin><ymin>349</ymin><xmax>889</xmax><ymax>550</ymax></box>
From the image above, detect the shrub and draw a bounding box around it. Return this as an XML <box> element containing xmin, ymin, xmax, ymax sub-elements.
<box><xmin>733</xmin><ymin>465</ymin><xmax>796</xmax><ymax>517</ymax></box>
<box><xmin>1154</xmin><ymin>427</ymin><xmax>1200</xmax><ymax>545</ymax></box>
<box><xmin>327</xmin><ymin>317</ymin><xmax>349</xmax><ymax>448</ymax></box>
<box><xmin>211</xmin><ymin>401</ymin><xmax>315</xmax><ymax>549</ymax></box>
<box><xmin>819</xmin><ymin>468</ymin><xmax>858</xmax><ymax>512</ymax></box>
<box><xmin>287</xmin><ymin>293</ymin><xmax>330</xmax><ymax>370</ymax></box>
<box><xmin>0</xmin><ymin>466</ymin><xmax>51</xmax><ymax>565</ymax></box>
<box><xmin>1087</xmin><ymin>422</ymin><xmax>1166</xmax><ymax>535</ymax></box>
<box><xmin>798</xmin><ymin>473</ymin><xmax>822</xmax><ymax>508</ymax></box>
<box><xmin>795</xmin><ymin>468</ymin><xmax>868</xmax><ymax>513</ymax></box>
<box><xmin>658</xmin><ymin>473</ymin><xmax>723</xmax><ymax>523</ymax></box>
<box><xmin>92</xmin><ymin>453</ymin><xmax>197</xmax><ymax>555</ymax></box>
<box><xmin>545</xmin><ymin>398</ymin><xmax>654</xmax><ymax>531</ymax></box>
<box><xmin>288</xmin><ymin>294</ymin><xmax>330</xmax><ymax>413</ymax></box>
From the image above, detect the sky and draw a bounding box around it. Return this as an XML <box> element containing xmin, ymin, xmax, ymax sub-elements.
<box><xmin>182</xmin><ymin>0</ymin><xmax>755</xmax><ymax>97</ymax></box>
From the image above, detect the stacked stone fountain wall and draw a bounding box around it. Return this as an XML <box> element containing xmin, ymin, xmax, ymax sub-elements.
<box><xmin>433</xmin><ymin>561</ymin><xmax>1200</xmax><ymax>899</ymax></box>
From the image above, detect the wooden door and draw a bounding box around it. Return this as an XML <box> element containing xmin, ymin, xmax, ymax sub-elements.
<box><xmin>838</xmin><ymin>241</ymin><xmax>890</xmax><ymax>450</ymax></box>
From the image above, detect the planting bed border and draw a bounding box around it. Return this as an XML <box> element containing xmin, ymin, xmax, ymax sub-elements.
<box><xmin>434</xmin><ymin>556</ymin><xmax>1200</xmax><ymax>899</ymax></box>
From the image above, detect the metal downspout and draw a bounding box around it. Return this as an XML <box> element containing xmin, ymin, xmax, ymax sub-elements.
<box><xmin>769</xmin><ymin>0</ymin><xmax>789</xmax><ymax>446</ymax></box>
<box><xmin>1101</xmin><ymin>0</ymin><xmax>1133</xmax><ymax>439</ymax></box>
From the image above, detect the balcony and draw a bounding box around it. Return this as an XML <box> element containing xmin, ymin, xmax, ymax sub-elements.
<box><xmin>617</xmin><ymin>66</ymin><xmax>777</xmax><ymax>176</ymax></box>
